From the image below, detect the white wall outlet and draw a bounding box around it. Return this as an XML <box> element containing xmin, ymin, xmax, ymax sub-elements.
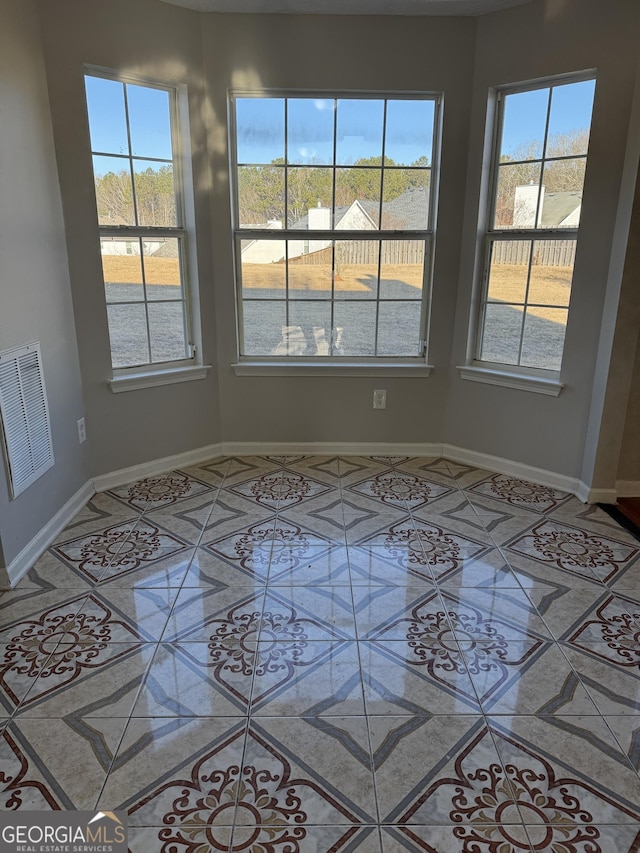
<box><xmin>373</xmin><ymin>389</ymin><xmax>387</xmax><ymax>409</ymax></box>
<box><xmin>77</xmin><ymin>417</ymin><xmax>86</xmax><ymax>444</ymax></box>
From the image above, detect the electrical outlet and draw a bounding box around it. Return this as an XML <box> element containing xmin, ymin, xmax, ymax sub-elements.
<box><xmin>77</xmin><ymin>417</ymin><xmax>86</xmax><ymax>444</ymax></box>
<box><xmin>373</xmin><ymin>389</ymin><xmax>386</xmax><ymax>409</ymax></box>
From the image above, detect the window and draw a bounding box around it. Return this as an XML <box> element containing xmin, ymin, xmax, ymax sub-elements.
<box><xmin>476</xmin><ymin>76</ymin><xmax>596</xmax><ymax>373</ymax></box>
<box><xmin>85</xmin><ymin>72</ymin><xmax>194</xmax><ymax>371</ymax></box>
<box><xmin>230</xmin><ymin>93</ymin><xmax>440</xmax><ymax>361</ymax></box>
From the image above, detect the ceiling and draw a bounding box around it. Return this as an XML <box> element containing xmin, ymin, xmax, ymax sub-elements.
<box><xmin>158</xmin><ymin>0</ymin><xmax>535</xmax><ymax>16</ymax></box>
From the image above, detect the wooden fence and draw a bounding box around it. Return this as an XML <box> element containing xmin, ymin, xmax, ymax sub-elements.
<box><xmin>288</xmin><ymin>240</ymin><xmax>425</xmax><ymax>267</ymax></box>
<box><xmin>492</xmin><ymin>239</ymin><xmax>576</xmax><ymax>267</ymax></box>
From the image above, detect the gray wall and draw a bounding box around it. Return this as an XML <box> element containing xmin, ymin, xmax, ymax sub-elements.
<box><xmin>37</xmin><ymin>0</ymin><xmax>221</xmax><ymax>477</ymax></box>
<box><xmin>444</xmin><ymin>0</ymin><xmax>640</xmax><ymax>481</ymax></box>
<box><xmin>28</xmin><ymin>0</ymin><xmax>640</xmax><ymax>502</ymax></box>
<box><xmin>0</xmin><ymin>0</ymin><xmax>89</xmax><ymax>573</ymax></box>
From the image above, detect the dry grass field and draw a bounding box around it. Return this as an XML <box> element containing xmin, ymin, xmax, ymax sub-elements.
<box><xmin>103</xmin><ymin>255</ymin><xmax>573</xmax><ymax>324</ymax></box>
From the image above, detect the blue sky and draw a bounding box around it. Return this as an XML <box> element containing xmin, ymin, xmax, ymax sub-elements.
<box><xmin>235</xmin><ymin>97</ymin><xmax>435</xmax><ymax>166</ymax></box>
<box><xmin>501</xmin><ymin>79</ymin><xmax>596</xmax><ymax>159</ymax></box>
<box><xmin>85</xmin><ymin>75</ymin><xmax>173</xmax><ymax>174</ymax></box>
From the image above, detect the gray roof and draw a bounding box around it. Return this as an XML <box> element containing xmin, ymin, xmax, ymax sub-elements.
<box><xmin>540</xmin><ymin>191</ymin><xmax>581</xmax><ymax>228</ymax></box>
<box><xmin>293</xmin><ymin>186</ymin><xmax>430</xmax><ymax>230</ymax></box>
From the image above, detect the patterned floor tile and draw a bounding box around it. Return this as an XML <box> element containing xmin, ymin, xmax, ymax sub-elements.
<box><xmin>250</xmin><ymin>640</ymin><xmax>364</xmax><ymax>716</ymax></box>
<box><xmin>241</xmin><ymin>717</ymin><xmax>377</xmax><ymax>823</ymax></box>
<box><xmin>8</xmin><ymin>455</ymin><xmax>640</xmax><ymax>850</ymax></box>
<box><xmin>98</xmin><ymin>717</ymin><xmax>248</xmax><ymax>825</ymax></box>
<box><xmin>371</xmin><ymin>715</ymin><xmax>509</xmax><ymax>825</ymax></box>
<box><xmin>11</xmin><ymin>715</ymin><xmax>130</xmax><ymax>809</ymax></box>
<box><xmin>381</xmin><ymin>824</ymin><xmax>534</xmax><ymax>853</ymax></box>
<box><xmin>106</xmin><ymin>469</ymin><xmax>216</xmax><ymax>511</ymax></box>
<box><xmin>605</xmin><ymin>715</ymin><xmax>640</xmax><ymax>771</ymax></box>
<box><xmin>464</xmin><ymin>642</ymin><xmax>598</xmax><ymax>716</ymax></box>
<box><xmin>504</xmin><ymin>517</ymin><xmax>640</xmax><ymax>585</ymax></box>
<box><xmin>562</xmin><ymin>644</ymin><xmax>640</xmax><ymax>714</ymax></box>
<box><xmin>488</xmin><ymin>715</ymin><xmax>640</xmax><ymax>824</ymax></box>
<box><xmin>16</xmin><ymin>643</ymin><xmax>155</xmax><ymax>718</ymax></box>
<box><xmin>132</xmin><ymin>643</ymin><xmax>249</xmax><ymax>716</ymax></box>
<box><xmin>360</xmin><ymin>641</ymin><xmax>481</xmax><ymax>714</ymax></box>
<box><xmin>465</xmin><ymin>473</ymin><xmax>573</xmax><ymax>515</ymax></box>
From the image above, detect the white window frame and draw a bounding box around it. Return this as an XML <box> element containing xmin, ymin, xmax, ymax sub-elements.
<box><xmin>229</xmin><ymin>90</ymin><xmax>441</xmax><ymax>377</ymax></box>
<box><xmin>85</xmin><ymin>67</ymin><xmax>208</xmax><ymax>392</ymax></box>
<box><xmin>460</xmin><ymin>71</ymin><xmax>596</xmax><ymax>396</ymax></box>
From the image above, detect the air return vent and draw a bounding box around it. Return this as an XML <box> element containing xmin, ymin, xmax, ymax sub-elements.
<box><xmin>0</xmin><ymin>343</ymin><xmax>54</xmax><ymax>499</ymax></box>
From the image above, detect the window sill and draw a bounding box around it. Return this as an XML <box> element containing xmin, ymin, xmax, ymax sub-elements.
<box><xmin>231</xmin><ymin>361</ymin><xmax>434</xmax><ymax>378</ymax></box>
<box><xmin>457</xmin><ymin>364</ymin><xmax>564</xmax><ymax>396</ymax></box>
<box><xmin>109</xmin><ymin>364</ymin><xmax>212</xmax><ymax>393</ymax></box>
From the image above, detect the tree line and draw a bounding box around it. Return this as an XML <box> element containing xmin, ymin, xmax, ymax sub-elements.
<box><xmin>95</xmin><ymin>164</ymin><xmax>176</xmax><ymax>227</ymax></box>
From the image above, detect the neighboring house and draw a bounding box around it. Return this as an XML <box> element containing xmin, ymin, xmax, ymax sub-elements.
<box><xmin>514</xmin><ymin>184</ymin><xmax>582</xmax><ymax>228</ymax></box>
<box><xmin>240</xmin><ymin>186</ymin><xmax>430</xmax><ymax>264</ymax></box>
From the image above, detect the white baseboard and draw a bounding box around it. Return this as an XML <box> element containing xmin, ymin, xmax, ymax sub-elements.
<box><xmin>575</xmin><ymin>481</ymin><xmax>617</xmax><ymax>504</ymax></box>
<box><xmin>616</xmin><ymin>480</ymin><xmax>640</xmax><ymax>498</ymax></box>
<box><xmin>5</xmin><ymin>480</ymin><xmax>95</xmax><ymax>588</ymax></box>
<box><xmin>93</xmin><ymin>443</ymin><xmax>223</xmax><ymax>492</ymax></box>
<box><xmin>442</xmin><ymin>443</ymin><xmax>584</xmax><ymax>497</ymax></box>
<box><xmin>220</xmin><ymin>441</ymin><xmax>444</xmax><ymax>457</ymax></box>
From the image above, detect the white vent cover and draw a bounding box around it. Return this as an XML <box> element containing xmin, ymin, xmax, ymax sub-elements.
<box><xmin>0</xmin><ymin>343</ymin><xmax>54</xmax><ymax>499</ymax></box>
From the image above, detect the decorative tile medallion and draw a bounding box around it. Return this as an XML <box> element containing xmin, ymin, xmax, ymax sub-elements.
<box><xmin>467</xmin><ymin>474</ymin><xmax>571</xmax><ymax>513</ymax></box>
<box><xmin>0</xmin><ymin>727</ymin><xmax>63</xmax><ymax>809</ymax></box>
<box><xmin>370</xmin><ymin>594</ymin><xmax>544</xmax><ymax>705</ymax></box>
<box><xmin>506</xmin><ymin>520</ymin><xmax>640</xmax><ymax>584</ymax></box>
<box><xmin>0</xmin><ymin>595</ymin><xmax>142</xmax><ymax>710</ymax></box>
<box><xmin>567</xmin><ymin>595</ymin><xmax>640</xmax><ymax>669</ymax></box>
<box><xmin>173</xmin><ymin>596</ymin><xmax>344</xmax><ymax>706</ymax></box>
<box><xmin>129</xmin><ymin>727</ymin><xmax>364</xmax><ymax>851</ymax></box>
<box><xmin>395</xmin><ymin>724</ymin><xmax>640</xmax><ymax>850</ymax></box>
<box><xmin>358</xmin><ymin>522</ymin><xmax>488</xmax><ymax>582</ymax></box>
<box><xmin>228</xmin><ymin>473</ymin><xmax>331</xmax><ymax>509</ymax></box>
<box><xmin>203</xmin><ymin>521</ymin><xmax>277</xmax><ymax>580</ymax></box>
<box><xmin>107</xmin><ymin>471</ymin><xmax>213</xmax><ymax>510</ymax></box>
<box><xmin>348</xmin><ymin>473</ymin><xmax>453</xmax><ymax>510</ymax></box>
<box><xmin>52</xmin><ymin>521</ymin><xmax>189</xmax><ymax>583</ymax></box>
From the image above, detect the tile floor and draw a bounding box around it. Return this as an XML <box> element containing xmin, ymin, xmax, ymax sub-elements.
<box><xmin>1</xmin><ymin>454</ymin><xmax>640</xmax><ymax>852</ymax></box>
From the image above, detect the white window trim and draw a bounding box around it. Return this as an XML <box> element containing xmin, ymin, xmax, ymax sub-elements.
<box><xmin>85</xmin><ymin>66</ymin><xmax>205</xmax><ymax>385</ymax></box>
<box><xmin>463</xmin><ymin>70</ymin><xmax>596</xmax><ymax>392</ymax></box>
<box><xmin>229</xmin><ymin>89</ymin><xmax>442</xmax><ymax>372</ymax></box>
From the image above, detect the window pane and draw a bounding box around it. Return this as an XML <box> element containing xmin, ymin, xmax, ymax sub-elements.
<box><xmin>487</xmin><ymin>241</ymin><xmax>531</xmax><ymax>304</ymax></box>
<box><xmin>148</xmin><ymin>303</ymin><xmax>187</xmax><ymax>362</ymax></box>
<box><xmin>381</xmin><ymin>176</ymin><xmax>430</xmax><ymax>229</ymax></box>
<box><xmin>143</xmin><ymin>238</ymin><xmax>182</xmax><ymax>301</ymax></box>
<box><xmin>126</xmin><ymin>84</ymin><xmax>172</xmax><ymax>160</ymax></box>
<box><xmin>384</xmin><ymin>100</ymin><xmax>434</xmax><ymax>167</ymax></box>
<box><xmin>334</xmin><ymin>240</ymin><xmax>379</xmax><ymax>300</ymax></box>
<box><xmin>480</xmin><ymin>304</ymin><xmax>523</xmax><ymax>365</ymax></box>
<box><xmin>101</xmin><ymin>238</ymin><xmax>144</xmax><ymax>303</ymax></box>
<box><xmin>500</xmin><ymin>88</ymin><xmax>549</xmax><ymax>161</ymax></box>
<box><xmin>334</xmin><ymin>302</ymin><xmax>376</xmax><ymax>355</ymax></box>
<box><xmin>540</xmin><ymin>159</ymin><xmax>585</xmax><ymax>228</ymax></box>
<box><xmin>133</xmin><ymin>161</ymin><xmax>176</xmax><ymax>227</ymax></box>
<box><xmin>287</xmin><ymin>168</ymin><xmax>333</xmax><ymax>228</ymax></box>
<box><xmin>288</xmin><ymin>98</ymin><xmax>334</xmax><ymax>165</ymax></box>
<box><xmin>238</xmin><ymin>166</ymin><xmax>285</xmax><ymax>228</ymax></box>
<box><xmin>107</xmin><ymin>304</ymin><xmax>149</xmax><ymax>368</ymax></box>
<box><xmin>288</xmin><ymin>243</ymin><xmax>332</xmax><ymax>299</ymax></box>
<box><xmin>494</xmin><ymin>162</ymin><xmax>542</xmax><ymax>229</ymax></box>
<box><xmin>527</xmin><ymin>241</ymin><xmax>575</xmax><ymax>306</ymax></box>
<box><xmin>236</xmin><ymin>98</ymin><xmax>284</xmax><ymax>164</ymax></box>
<box><xmin>380</xmin><ymin>240</ymin><xmax>425</xmax><ymax>299</ymax></box>
<box><xmin>520</xmin><ymin>307</ymin><xmax>567</xmax><ymax>370</ymax></box>
<box><xmin>336</xmin><ymin>99</ymin><xmax>384</xmax><ymax>165</ymax></box>
<box><xmin>335</xmin><ymin>169</ymin><xmax>381</xmax><ymax>228</ymax></box>
<box><xmin>377</xmin><ymin>302</ymin><xmax>422</xmax><ymax>356</ymax></box>
<box><xmin>242</xmin><ymin>301</ymin><xmax>287</xmax><ymax>355</ymax></box>
<box><xmin>85</xmin><ymin>76</ymin><xmax>128</xmax><ymax>155</ymax></box>
<box><xmin>240</xmin><ymin>240</ymin><xmax>286</xmax><ymax>299</ymax></box>
<box><xmin>288</xmin><ymin>302</ymin><xmax>332</xmax><ymax>355</ymax></box>
<box><xmin>546</xmin><ymin>80</ymin><xmax>595</xmax><ymax>158</ymax></box>
<box><xmin>93</xmin><ymin>155</ymin><xmax>134</xmax><ymax>225</ymax></box>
